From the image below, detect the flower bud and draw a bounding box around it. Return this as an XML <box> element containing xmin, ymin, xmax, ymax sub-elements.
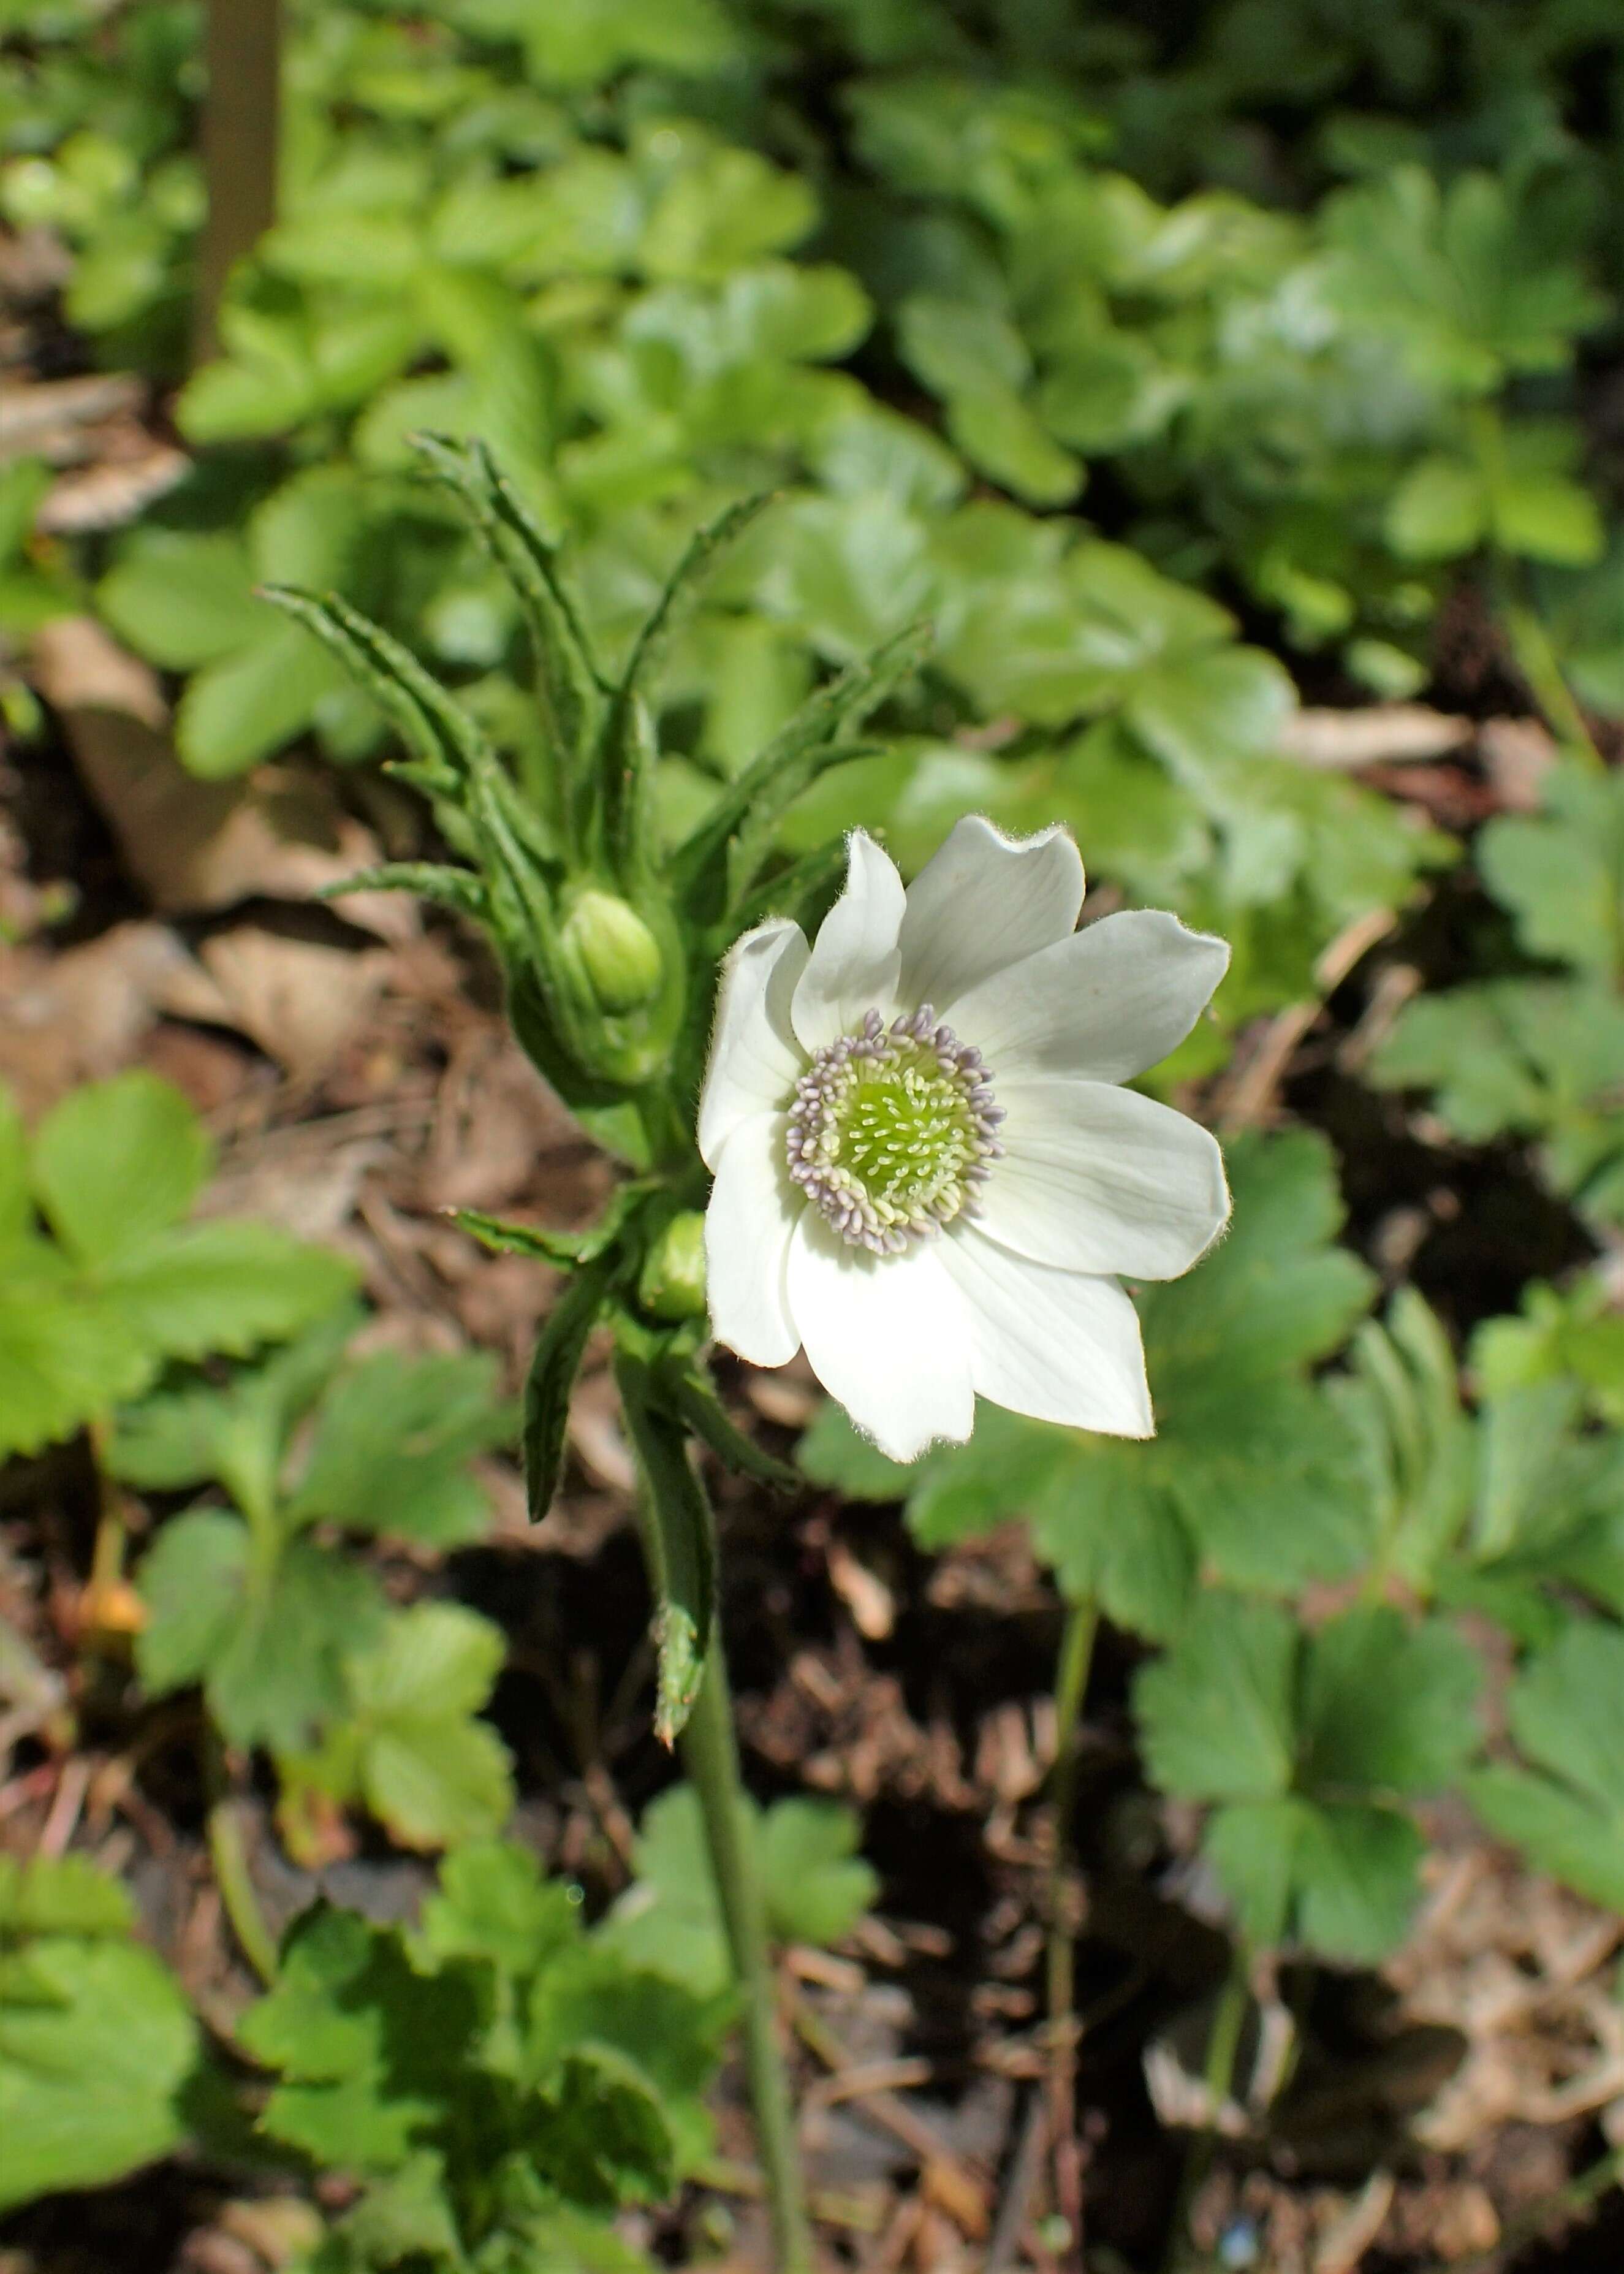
<box><xmin>638</xmin><ymin>1210</ymin><xmax>708</xmax><ymax>1321</ymax></box>
<box><xmin>560</xmin><ymin>889</ymin><xmax>664</xmax><ymax>1016</ymax></box>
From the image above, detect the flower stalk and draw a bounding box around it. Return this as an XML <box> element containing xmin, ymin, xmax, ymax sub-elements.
<box><xmin>1045</xmin><ymin>1595</ymin><xmax>1098</xmax><ymax>2268</ymax></box>
<box><xmin>680</xmin><ymin>1616</ymin><xmax>815</xmax><ymax>2274</ymax></box>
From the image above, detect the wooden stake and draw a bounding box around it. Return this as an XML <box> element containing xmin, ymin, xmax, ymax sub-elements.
<box><xmin>194</xmin><ymin>0</ymin><xmax>281</xmax><ymax>366</ymax></box>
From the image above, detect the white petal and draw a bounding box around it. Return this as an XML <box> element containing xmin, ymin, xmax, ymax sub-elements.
<box><xmin>981</xmin><ymin>1078</ymin><xmax>1230</xmax><ymax>1280</ymax></box>
<box><xmin>939</xmin><ymin>1224</ymin><xmax>1153</xmax><ymax>1437</ymax></box>
<box><xmin>697</xmin><ymin>919</ymin><xmax>809</xmax><ymax>1172</ymax></box>
<box><xmin>790</xmin><ymin>831</ymin><xmax>905</xmax><ymax>1054</ymax></box>
<box><xmin>898</xmin><ymin>815</ymin><xmax>1085</xmax><ymax>1015</ymax></box>
<box><xmin>704</xmin><ymin>1114</ymin><xmax>800</xmax><ymax>1367</ymax></box>
<box><xmin>891</xmin><ymin>805</ymin><xmax>1082</xmax><ymax>1010</ymax></box>
<box><xmin>786</xmin><ymin>1212</ymin><xmax>974</xmax><ymax>1462</ymax></box>
<box><xmin>946</xmin><ymin>908</ymin><xmax>1229</xmax><ymax>1084</ymax></box>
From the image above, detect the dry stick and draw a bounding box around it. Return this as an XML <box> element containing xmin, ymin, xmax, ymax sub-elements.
<box><xmin>194</xmin><ymin>0</ymin><xmax>282</xmax><ymax>365</ymax></box>
<box><xmin>985</xmin><ymin>2087</ymin><xmax>1050</xmax><ymax>2274</ymax></box>
<box><xmin>1045</xmin><ymin>1597</ymin><xmax>1099</xmax><ymax>2269</ymax></box>
<box><xmin>1443</xmin><ymin>2145</ymin><xmax>1624</xmax><ymax>2274</ymax></box>
<box><xmin>1215</xmin><ymin>907</ymin><xmax>1397</xmax><ymax>1135</ymax></box>
<box><xmin>794</xmin><ymin>1999</ymin><xmax>989</xmax><ymax>2240</ymax></box>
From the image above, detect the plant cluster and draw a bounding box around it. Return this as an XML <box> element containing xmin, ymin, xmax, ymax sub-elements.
<box><xmin>6</xmin><ymin>0</ymin><xmax>1624</xmax><ymax>2268</ymax></box>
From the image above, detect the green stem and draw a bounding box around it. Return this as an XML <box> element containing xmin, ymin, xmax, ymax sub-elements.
<box><xmin>207</xmin><ymin>1795</ymin><xmax>278</xmax><ymax>1986</ymax></box>
<box><xmin>681</xmin><ymin>1632</ymin><xmax>814</xmax><ymax>2274</ymax></box>
<box><xmin>1501</xmin><ymin>600</ymin><xmax>1606</xmax><ymax>772</ymax></box>
<box><xmin>1046</xmin><ymin>1596</ymin><xmax>1098</xmax><ymax>2272</ymax></box>
<box><xmin>1469</xmin><ymin>405</ymin><xmax>1603</xmax><ymax>772</ymax></box>
<box><xmin>1163</xmin><ymin>1954</ymin><xmax>1249</xmax><ymax>2273</ymax></box>
<box><xmin>1045</xmin><ymin>1597</ymin><xmax>1099</xmax><ymax>2033</ymax></box>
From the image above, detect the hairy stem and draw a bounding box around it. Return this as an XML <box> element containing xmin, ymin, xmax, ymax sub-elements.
<box><xmin>681</xmin><ymin>1632</ymin><xmax>815</xmax><ymax>2273</ymax></box>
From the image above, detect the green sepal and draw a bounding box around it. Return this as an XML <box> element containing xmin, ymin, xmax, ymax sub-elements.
<box><xmin>317</xmin><ymin>862</ymin><xmax>491</xmax><ymax>925</ymax></box>
<box><xmin>258</xmin><ymin>590</ymin><xmax>607</xmax><ymax>1084</ymax></box>
<box><xmin>669</xmin><ymin>621</ymin><xmax>932</xmax><ymax>927</ymax></box>
<box><xmin>673</xmin><ymin>1369</ymin><xmax>800</xmax><ymax>1493</ymax></box>
<box><xmin>596</xmin><ymin>496</ymin><xmax>772</xmax><ymax>883</ymax></box>
<box><xmin>616</xmin><ymin>1353</ymin><xmax>716</xmax><ymax>1747</ymax></box>
<box><xmin>409</xmin><ymin>432</ymin><xmax>605</xmax><ymax>823</ymax></box>
<box><xmin>454</xmin><ymin>1182</ymin><xmax>657</xmax><ymax>1269</ymax></box>
<box><xmin>257</xmin><ymin>584</ymin><xmax>492</xmax><ymax>793</ymax></box>
<box><xmin>523</xmin><ymin>1258</ymin><xmax>617</xmax><ymax>1521</ymax></box>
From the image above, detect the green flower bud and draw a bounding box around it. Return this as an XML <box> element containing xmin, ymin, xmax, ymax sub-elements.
<box><xmin>560</xmin><ymin>889</ymin><xmax>664</xmax><ymax>1015</ymax></box>
<box><xmin>639</xmin><ymin>1210</ymin><xmax>708</xmax><ymax>1321</ymax></box>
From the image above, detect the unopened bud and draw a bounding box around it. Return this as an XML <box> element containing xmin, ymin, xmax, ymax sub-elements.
<box><xmin>560</xmin><ymin>889</ymin><xmax>664</xmax><ymax>1015</ymax></box>
<box><xmin>639</xmin><ymin>1211</ymin><xmax>708</xmax><ymax>1321</ymax></box>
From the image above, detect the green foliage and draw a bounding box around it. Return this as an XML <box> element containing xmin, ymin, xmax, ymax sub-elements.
<box><xmin>0</xmin><ymin>1854</ymin><xmax>200</xmax><ymax>2211</ymax></box>
<box><xmin>1136</xmin><ymin>1594</ymin><xmax>1481</xmax><ymax>1961</ymax></box>
<box><xmin>283</xmin><ymin>1604</ymin><xmax>517</xmax><ymax>1854</ymax></box>
<box><xmin>1468</xmin><ymin>1623</ymin><xmax>1624</xmax><ymax>1909</ymax></box>
<box><xmin>0</xmin><ymin>457</ymin><xmax>79</xmax><ymax>646</ymax></box>
<box><xmin>800</xmin><ymin>1130</ymin><xmax>1376</xmax><ymax>1636</ymax></box>
<box><xmin>96</xmin><ymin>470</ymin><xmax>396</xmax><ymax>776</ymax></box>
<box><xmin>0</xmin><ymin>1073</ymin><xmax>355</xmax><ymax>1459</ymax></box>
<box><xmin>12</xmin><ymin>0</ymin><xmax>1624</xmax><ymax>2238</ymax></box>
<box><xmin>1473</xmin><ymin>1271</ymin><xmax>1624</xmax><ymax>1429</ymax></box>
<box><xmin>240</xmin><ymin>1840</ymin><xmax>727</xmax><ymax>2271</ymax></box>
<box><xmin>1372</xmin><ymin>760</ymin><xmax>1624</xmax><ymax>1223</ymax></box>
<box><xmin>1334</xmin><ymin>1290</ymin><xmax>1624</xmax><ymax>1643</ymax></box>
<box><xmin>116</xmin><ymin>1308</ymin><xmax>517</xmax><ymax>1850</ymax></box>
<box><xmin>1478</xmin><ymin>764</ymin><xmax>1624</xmax><ymax>983</ymax></box>
<box><xmin>601</xmin><ymin>1784</ymin><xmax>878</xmax><ymax>1996</ymax></box>
<box><xmin>16</xmin><ymin>0</ymin><xmax>1491</xmax><ymax>1032</ymax></box>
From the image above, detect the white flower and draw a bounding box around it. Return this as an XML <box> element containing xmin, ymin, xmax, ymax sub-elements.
<box><xmin>699</xmin><ymin>818</ymin><xmax>1231</xmax><ymax>1462</ymax></box>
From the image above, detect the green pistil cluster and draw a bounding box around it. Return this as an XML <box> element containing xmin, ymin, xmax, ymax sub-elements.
<box><xmin>786</xmin><ymin>1006</ymin><xmax>1004</xmax><ymax>1253</ymax></box>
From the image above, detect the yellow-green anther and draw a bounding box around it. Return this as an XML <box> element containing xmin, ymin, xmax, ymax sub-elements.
<box><xmin>560</xmin><ymin>889</ymin><xmax>665</xmax><ymax>1014</ymax></box>
<box><xmin>639</xmin><ymin>1211</ymin><xmax>708</xmax><ymax>1321</ymax></box>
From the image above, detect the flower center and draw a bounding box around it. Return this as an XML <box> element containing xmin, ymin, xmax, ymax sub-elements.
<box><xmin>786</xmin><ymin>1007</ymin><xmax>1004</xmax><ymax>1253</ymax></box>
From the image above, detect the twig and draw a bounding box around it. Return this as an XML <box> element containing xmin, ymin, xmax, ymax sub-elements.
<box><xmin>809</xmin><ymin>2056</ymin><xmax>933</xmax><ymax>2109</ymax></box>
<box><xmin>985</xmin><ymin>2088</ymin><xmax>1050</xmax><ymax>2274</ymax></box>
<box><xmin>545</xmin><ymin>1646</ymin><xmax>637</xmax><ymax>1873</ymax></box>
<box><xmin>1216</xmin><ymin>909</ymin><xmax>1396</xmax><ymax>1133</ymax></box>
<box><xmin>697</xmin><ymin>2157</ymin><xmax>882</xmax><ymax>2235</ymax></box>
<box><xmin>1313</xmin><ymin>2169</ymin><xmax>1395</xmax><ymax>2274</ymax></box>
<box><xmin>795</xmin><ymin>1998</ymin><xmax>990</xmax><ymax>2238</ymax></box>
<box><xmin>860</xmin><ymin>2194</ymin><xmax>923</xmax><ymax>2274</ymax></box>
<box><xmin>1444</xmin><ymin>2146</ymin><xmax>1623</xmax><ymax>2274</ymax></box>
<box><xmin>36</xmin><ymin>1754</ymin><xmax>91</xmax><ymax>1857</ymax></box>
